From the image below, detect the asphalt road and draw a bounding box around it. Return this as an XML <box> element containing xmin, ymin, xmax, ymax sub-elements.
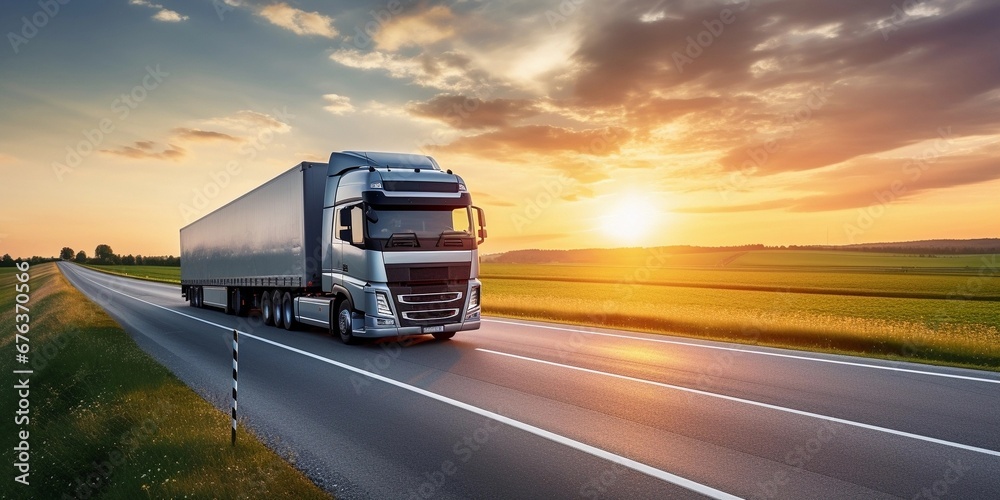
<box><xmin>59</xmin><ymin>262</ymin><xmax>1000</xmax><ymax>499</ymax></box>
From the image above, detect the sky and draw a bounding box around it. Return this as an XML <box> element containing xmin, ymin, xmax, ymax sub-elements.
<box><xmin>1</xmin><ymin>0</ymin><xmax>999</xmax><ymax>258</ymax></box>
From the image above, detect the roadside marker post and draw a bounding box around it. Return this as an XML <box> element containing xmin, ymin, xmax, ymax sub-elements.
<box><xmin>232</xmin><ymin>329</ymin><xmax>238</xmax><ymax>446</ymax></box>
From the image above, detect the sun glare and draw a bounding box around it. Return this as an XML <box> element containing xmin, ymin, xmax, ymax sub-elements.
<box><xmin>599</xmin><ymin>196</ymin><xmax>660</xmax><ymax>245</ymax></box>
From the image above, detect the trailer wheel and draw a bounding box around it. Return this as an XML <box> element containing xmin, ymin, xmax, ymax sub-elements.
<box><xmin>224</xmin><ymin>288</ymin><xmax>234</xmax><ymax>315</ymax></box>
<box><xmin>188</xmin><ymin>287</ymin><xmax>196</xmax><ymax>307</ymax></box>
<box><xmin>233</xmin><ymin>288</ymin><xmax>247</xmax><ymax>317</ymax></box>
<box><xmin>281</xmin><ymin>292</ymin><xmax>295</xmax><ymax>331</ymax></box>
<box><xmin>194</xmin><ymin>287</ymin><xmax>203</xmax><ymax>308</ymax></box>
<box><xmin>336</xmin><ymin>300</ymin><xmax>360</xmax><ymax>345</ymax></box>
<box><xmin>271</xmin><ymin>289</ymin><xmax>284</xmax><ymax>329</ymax></box>
<box><xmin>261</xmin><ymin>291</ymin><xmax>274</xmax><ymax>325</ymax></box>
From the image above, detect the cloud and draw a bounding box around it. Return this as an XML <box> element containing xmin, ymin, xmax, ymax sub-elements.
<box><xmin>329</xmin><ymin>48</ymin><xmax>496</xmax><ymax>92</ymax></box>
<box><xmin>172</xmin><ymin>128</ymin><xmax>241</xmax><ymax>142</ymax></box>
<box><xmin>432</xmin><ymin>125</ymin><xmax>630</xmax><ymax>157</ymax></box>
<box><xmin>258</xmin><ymin>2</ymin><xmax>337</xmax><ymax>38</ymax></box>
<box><xmin>374</xmin><ymin>5</ymin><xmax>455</xmax><ymax>51</ymax></box>
<box><xmin>406</xmin><ymin>94</ymin><xmax>540</xmax><ymax>129</ymax></box>
<box><xmin>101</xmin><ymin>142</ymin><xmax>185</xmax><ymax>160</ymax></box>
<box><xmin>322</xmin><ymin>94</ymin><xmax>355</xmax><ymax>115</ymax></box>
<box><xmin>129</xmin><ymin>0</ymin><xmax>188</xmax><ymax>22</ymax></box>
<box><xmin>206</xmin><ymin>110</ymin><xmax>292</xmax><ymax>134</ymax></box>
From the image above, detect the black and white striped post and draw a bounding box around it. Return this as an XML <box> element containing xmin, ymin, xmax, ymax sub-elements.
<box><xmin>231</xmin><ymin>329</ymin><xmax>238</xmax><ymax>446</ymax></box>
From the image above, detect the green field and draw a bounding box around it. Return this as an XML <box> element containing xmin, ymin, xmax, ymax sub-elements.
<box><xmin>0</xmin><ymin>264</ymin><xmax>330</xmax><ymax>498</ymax></box>
<box><xmin>87</xmin><ymin>249</ymin><xmax>1000</xmax><ymax>370</ymax></box>
<box><xmin>83</xmin><ymin>264</ymin><xmax>181</xmax><ymax>284</ymax></box>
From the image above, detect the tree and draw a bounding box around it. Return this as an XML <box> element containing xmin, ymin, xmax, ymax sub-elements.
<box><xmin>94</xmin><ymin>244</ymin><xmax>115</xmax><ymax>264</ymax></box>
<box><xmin>75</xmin><ymin>250</ymin><xmax>88</xmax><ymax>263</ymax></box>
<box><xmin>122</xmin><ymin>254</ymin><xmax>136</xmax><ymax>265</ymax></box>
<box><xmin>60</xmin><ymin>247</ymin><xmax>75</xmax><ymax>260</ymax></box>
<box><xmin>1</xmin><ymin>254</ymin><xmax>14</xmax><ymax>267</ymax></box>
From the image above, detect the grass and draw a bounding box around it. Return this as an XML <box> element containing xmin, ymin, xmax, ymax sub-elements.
<box><xmin>82</xmin><ymin>264</ymin><xmax>180</xmax><ymax>284</ymax></box>
<box><xmin>484</xmin><ymin>277</ymin><xmax>1000</xmax><ymax>370</ymax></box>
<box><xmin>0</xmin><ymin>264</ymin><xmax>331</xmax><ymax>499</ymax></box>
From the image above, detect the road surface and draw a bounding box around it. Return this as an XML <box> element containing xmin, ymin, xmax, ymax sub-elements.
<box><xmin>59</xmin><ymin>263</ymin><xmax>1000</xmax><ymax>499</ymax></box>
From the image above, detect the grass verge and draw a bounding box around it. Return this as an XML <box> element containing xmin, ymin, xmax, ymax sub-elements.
<box><xmin>0</xmin><ymin>263</ymin><xmax>331</xmax><ymax>499</ymax></box>
<box><xmin>81</xmin><ymin>264</ymin><xmax>180</xmax><ymax>284</ymax></box>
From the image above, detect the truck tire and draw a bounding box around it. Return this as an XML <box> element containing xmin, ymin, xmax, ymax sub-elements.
<box><xmin>194</xmin><ymin>287</ymin><xmax>203</xmax><ymax>308</ymax></box>
<box><xmin>336</xmin><ymin>299</ymin><xmax>360</xmax><ymax>345</ymax></box>
<box><xmin>271</xmin><ymin>289</ymin><xmax>284</xmax><ymax>329</ymax></box>
<box><xmin>432</xmin><ymin>331</ymin><xmax>455</xmax><ymax>341</ymax></box>
<box><xmin>225</xmin><ymin>288</ymin><xmax>234</xmax><ymax>315</ymax></box>
<box><xmin>188</xmin><ymin>287</ymin><xmax>196</xmax><ymax>307</ymax></box>
<box><xmin>281</xmin><ymin>292</ymin><xmax>295</xmax><ymax>331</ymax></box>
<box><xmin>261</xmin><ymin>291</ymin><xmax>274</xmax><ymax>325</ymax></box>
<box><xmin>233</xmin><ymin>288</ymin><xmax>247</xmax><ymax>317</ymax></box>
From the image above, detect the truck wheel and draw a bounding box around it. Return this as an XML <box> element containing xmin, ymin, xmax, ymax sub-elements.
<box><xmin>432</xmin><ymin>331</ymin><xmax>455</xmax><ymax>341</ymax></box>
<box><xmin>261</xmin><ymin>291</ymin><xmax>274</xmax><ymax>325</ymax></box>
<box><xmin>271</xmin><ymin>289</ymin><xmax>284</xmax><ymax>329</ymax></box>
<box><xmin>281</xmin><ymin>292</ymin><xmax>295</xmax><ymax>331</ymax></box>
<box><xmin>234</xmin><ymin>288</ymin><xmax>246</xmax><ymax>317</ymax></box>
<box><xmin>194</xmin><ymin>287</ymin><xmax>203</xmax><ymax>308</ymax></box>
<box><xmin>225</xmin><ymin>288</ymin><xmax>234</xmax><ymax>315</ymax></box>
<box><xmin>336</xmin><ymin>300</ymin><xmax>359</xmax><ymax>345</ymax></box>
<box><xmin>188</xmin><ymin>287</ymin><xmax>196</xmax><ymax>307</ymax></box>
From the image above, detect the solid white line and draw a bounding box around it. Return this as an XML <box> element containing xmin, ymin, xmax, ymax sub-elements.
<box><xmin>482</xmin><ymin>318</ymin><xmax>1000</xmax><ymax>385</ymax></box>
<box><xmin>476</xmin><ymin>347</ymin><xmax>1000</xmax><ymax>458</ymax></box>
<box><xmin>67</xmin><ymin>266</ymin><xmax>741</xmax><ymax>500</ymax></box>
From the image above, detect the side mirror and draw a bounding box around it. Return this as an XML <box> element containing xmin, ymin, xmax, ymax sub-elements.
<box><xmin>473</xmin><ymin>206</ymin><xmax>487</xmax><ymax>244</ymax></box>
<box><xmin>474</xmin><ymin>206</ymin><xmax>486</xmax><ymax>227</ymax></box>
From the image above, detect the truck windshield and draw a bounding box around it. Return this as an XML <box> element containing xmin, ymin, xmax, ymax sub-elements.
<box><xmin>368</xmin><ymin>207</ymin><xmax>472</xmax><ymax>239</ymax></box>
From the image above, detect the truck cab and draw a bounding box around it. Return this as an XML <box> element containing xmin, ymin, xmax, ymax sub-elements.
<box><xmin>310</xmin><ymin>151</ymin><xmax>485</xmax><ymax>343</ymax></box>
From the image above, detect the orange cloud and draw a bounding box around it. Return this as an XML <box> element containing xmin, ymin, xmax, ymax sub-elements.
<box><xmin>100</xmin><ymin>142</ymin><xmax>185</xmax><ymax>160</ymax></box>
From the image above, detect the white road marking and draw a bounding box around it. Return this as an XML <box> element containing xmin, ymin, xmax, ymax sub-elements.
<box><xmin>483</xmin><ymin>318</ymin><xmax>1000</xmax><ymax>385</ymax></box>
<box><xmin>67</xmin><ymin>265</ymin><xmax>741</xmax><ymax>500</ymax></box>
<box><xmin>476</xmin><ymin>347</ymin><xmax>1000</xmax><ymax>458</ymax></box>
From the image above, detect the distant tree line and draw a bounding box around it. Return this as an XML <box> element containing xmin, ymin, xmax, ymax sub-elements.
<box><xmin>0</xmin><ymin>254</ymin><xmax>58</xmax><ymax>267</ymax></box>
<box><xmin>0</xmin><ymin>245</ymin><xmax>180</xmax><ymax>267</ymax></box>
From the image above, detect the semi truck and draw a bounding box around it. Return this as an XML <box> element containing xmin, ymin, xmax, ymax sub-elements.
<box><xmin>179</xmin><ymin>151</ymin><xmax>486</xmax><ymax>344</ymax></box>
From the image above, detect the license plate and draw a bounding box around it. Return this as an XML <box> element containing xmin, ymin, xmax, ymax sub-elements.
<box><xmin>424</xmin><ymin>326</ymin><xmax>444</xmax><ymax>333</ymax></box>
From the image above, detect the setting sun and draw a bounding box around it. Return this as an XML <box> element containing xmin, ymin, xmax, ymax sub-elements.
<box><xmin>600</xmin><ymin>196</ymin><xmax>661</xmax><ymax>245</ymax></box>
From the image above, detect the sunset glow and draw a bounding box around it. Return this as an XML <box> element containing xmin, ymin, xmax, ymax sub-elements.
<box><xmin>2</xmin><ymin>1</ymin><xmax>998</xmax><ymax>258</ymax></box>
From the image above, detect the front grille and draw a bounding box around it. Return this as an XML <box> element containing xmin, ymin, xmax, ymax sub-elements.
<box><xmin>399</xmin><ymin>292</ymin><xmax>462</xmax><ymax>304</ymax></box>
<box><xmin>389</xmin><ymin>282</ymin><xmax>468</xmax><ymax>327</ymax></box>
<box><xmin>402</xmin><ymin>309</ymin><xmax>459</xmax><ymax>321</ymax></box>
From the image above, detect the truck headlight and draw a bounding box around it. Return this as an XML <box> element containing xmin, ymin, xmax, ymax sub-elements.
<box><xmin>468</xmin><ymin>285</ymin><xmax>480</xmax><ymax>310</ymax></box>
<box><xmin>376</xmin><ymin>291</ymin><xmax>393</xmax><ymax>317</ymax></box>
